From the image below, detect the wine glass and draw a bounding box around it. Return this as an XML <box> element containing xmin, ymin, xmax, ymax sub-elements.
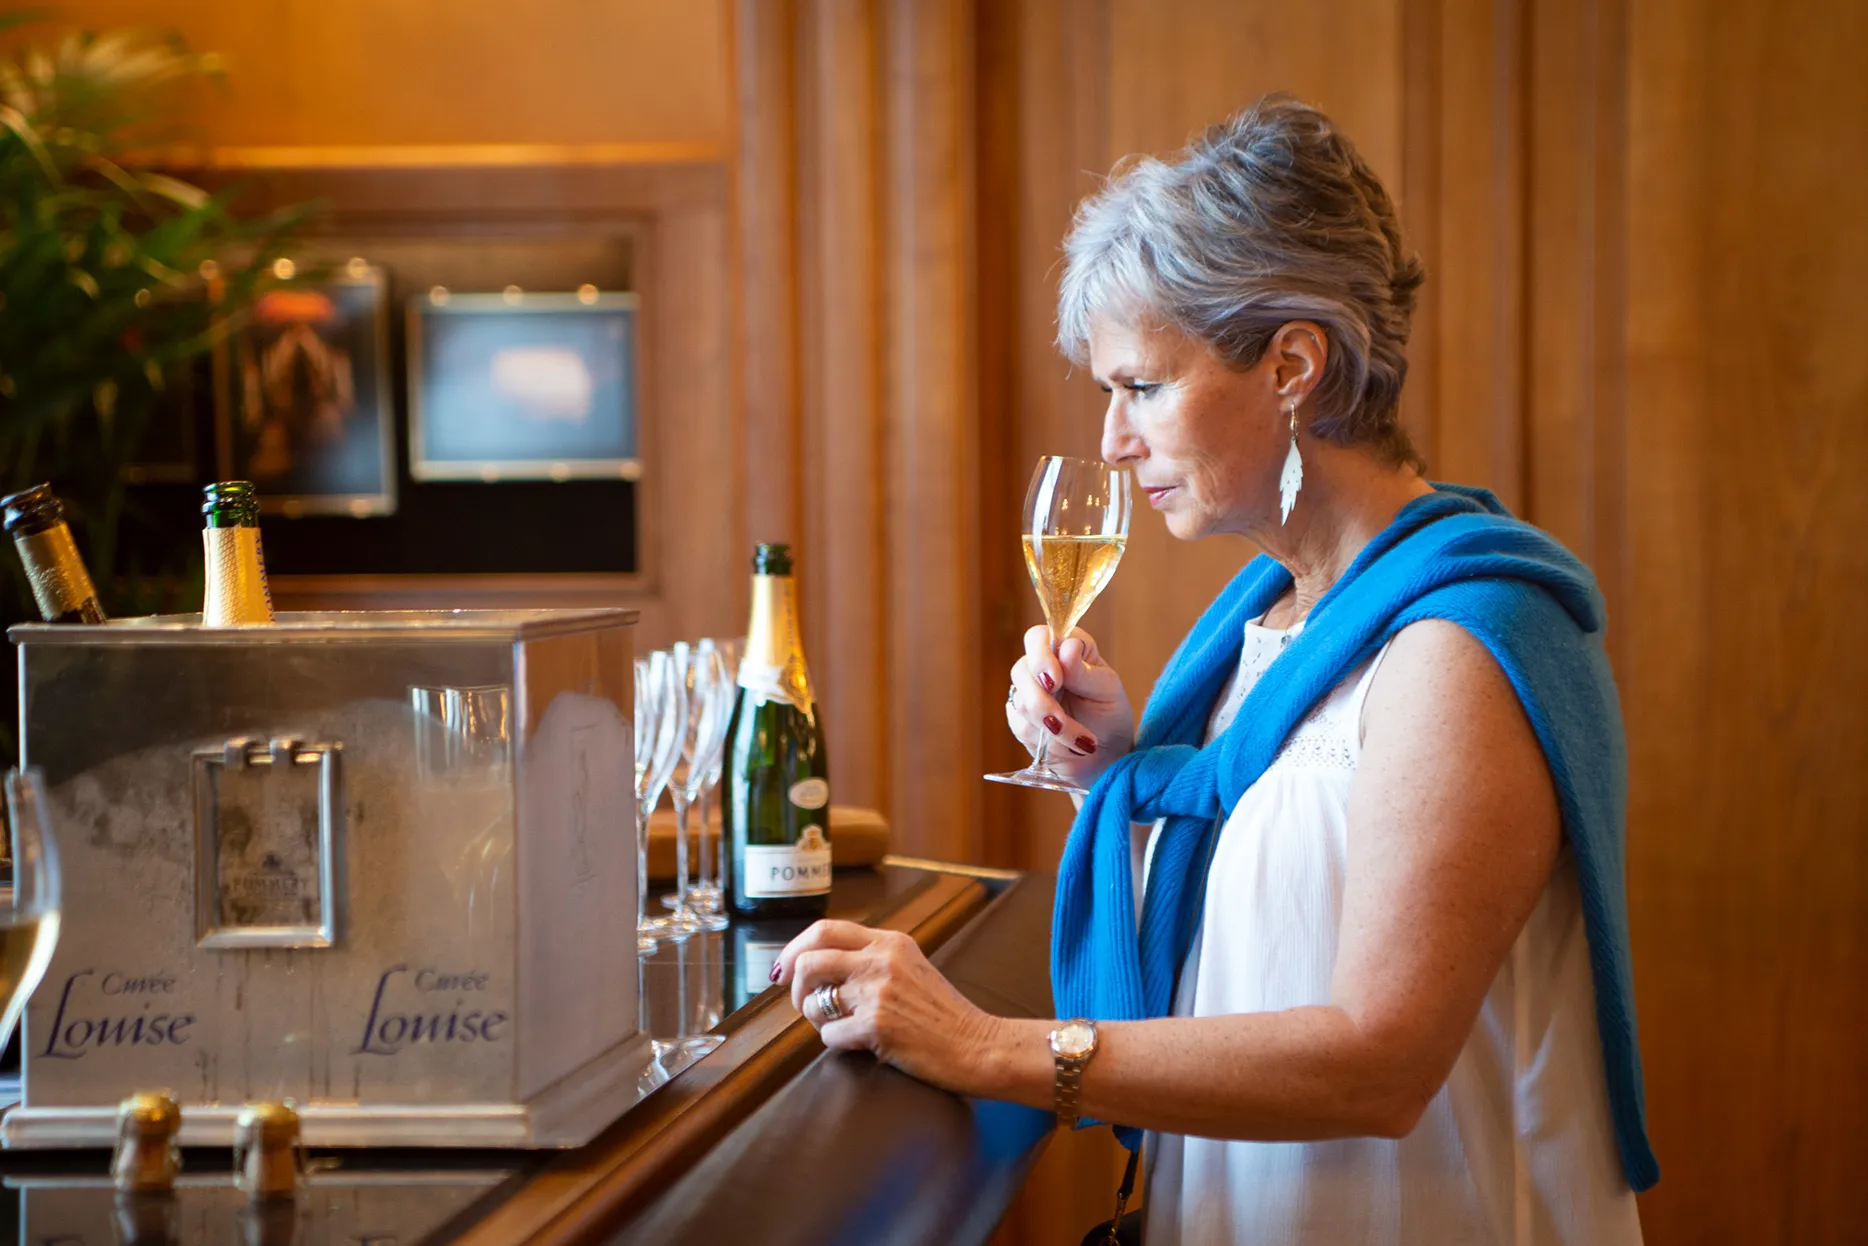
<box><xmin>691</xmin><ymin>636</ymin><xmax>742</xmax><ymax>915</ymax></box>
<box><xmin>659</xmin><ymin>642</ymin><xmax>733</xmax><ymax>934</ymax></box>
<box><xmin>635</xmin><ymin>650</ymin><xmax>690</xmax><ymax>948</ymax></box>
<box><xmin>985</xmin><ymin>456</ymin><xmax>1132</xmax><ymax>793</ymax></box>
<box><xmin>2</xmin><ymin>769</ymin><xmax>63</xmax><ymax>1052</ymax></box>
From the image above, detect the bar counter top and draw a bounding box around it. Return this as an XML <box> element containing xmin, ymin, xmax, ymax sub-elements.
<box><xmin>0</xmin><ymin>859</ymin><xmax>1058</xmax><ymax>1245</ymax></box>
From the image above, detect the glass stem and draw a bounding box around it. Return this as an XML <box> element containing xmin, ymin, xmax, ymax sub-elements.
<box><xmin>1032</xmin><ymin>630</ymin><xmax>1060</xmax><ymax>774</ymax></box>
<box><xmin>672</xmin><ymin>790</ymin><xmax>692</xmax><ymax>914</ymax></box>
<box><xmin>696</xmin><ymin>784</ymin><xmax>713</xmax><ymax>889</ymax></box>
<box><xmin>636</xmin><ymin>797</ymin><xmax>653</xmax><ymax>932</ymax></box>
<box><xmin>676</xmin><ymin>937</ymin><xmax>692</xmax><ymax>1039</ymax></box>
<box><xmin>709</xmin><ymin>774</ymin><xmax>728</xmax><ymax>893</ymax></box>
<box><xmin>637</xmin><ymin>955</ymin><xmax>651</xmax><ymax>1041</ymax></box>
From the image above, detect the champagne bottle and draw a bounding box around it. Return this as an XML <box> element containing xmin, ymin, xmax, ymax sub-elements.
<box><xmin>2</xmin><ymin>483</ymin><xmax>107</xmax><ymax>624</ymax></box>
<box><xmin>721</xmin><ymin>544</ymin><xmax>831</xmax><ymax>917</ymax></box>
<box><xmin>201</xmin><ymin>481</ymin><xmax>275</xmax><ymax>626</ymax></box>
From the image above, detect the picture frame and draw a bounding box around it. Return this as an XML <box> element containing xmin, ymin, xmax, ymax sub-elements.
<box><xmin>215</xmin><ymin>259</ymin><xmax>397</xmax><ymax>517</ymax></box>
<box><xmin>406</xmin><ymin>289</ymin><xmax>642</xmax><ymax>483</ymax></box>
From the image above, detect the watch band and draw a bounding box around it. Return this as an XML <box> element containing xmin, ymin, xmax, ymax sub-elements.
<box><xmin>1049</xmin><ymin>1018</ymin><xmax>1098</xmax><ymax>1129</ymax></box>
<box><xmin>1055</xmin><ymin>1054</ymin><xmax>1089</xmax><ymax>1128</ymax></box>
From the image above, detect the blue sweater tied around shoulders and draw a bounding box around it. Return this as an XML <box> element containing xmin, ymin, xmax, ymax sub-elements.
<box><xmin>1050</xmin><ymin>484</ymin><xmax>1659</xmax><ymax>1191</ymax></box>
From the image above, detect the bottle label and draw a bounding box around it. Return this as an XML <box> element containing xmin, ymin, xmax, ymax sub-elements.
<box><xmin>741</xmin><ymin>941</ymin><xmax>787</xmax><ymax>994</ymax></box>
<box><xmin>203</xmin><ymin>528</ymin><xmax>275</xmax><ymax>625</ymax></box>
<box><xmin>739</xmin><ymin>663</ymin><xmax>806</xmax><ymax>710</ymax></box>
<box><xmin>742</xmin><ymin>827</ymin><xmax>832</xmax><ymax>897</ymax></box>
<box><xmin>788</xmin><ymin>777</ymin><xmax>830</xmax><ymax>810</ymax></box>
<box><xmin>14</xmin><ymin>525</ymin><xmax>101</xmax><ymax>622</ymax></box>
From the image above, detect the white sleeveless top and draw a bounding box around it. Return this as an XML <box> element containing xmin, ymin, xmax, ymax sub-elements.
<box><xmin>1140</xmin><ymin>616</ymin><xmax>1644</xmax><ymax>1245</ymax></box>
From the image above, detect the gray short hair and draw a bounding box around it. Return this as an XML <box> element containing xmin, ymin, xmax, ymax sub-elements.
<box><xmin>1057</xmin><ymin>95</ymin><xmax>1425</xmax><ymax>466</ymax></box>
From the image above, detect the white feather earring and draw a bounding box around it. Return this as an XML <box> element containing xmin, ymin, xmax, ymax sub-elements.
<box><xmin>1278</xmin><ymin>398</ymin><xmax>1303</xmax><ymax>525</ymax></box>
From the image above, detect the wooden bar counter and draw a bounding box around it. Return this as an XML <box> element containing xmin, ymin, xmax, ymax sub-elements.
<box><xmin>0</xmin><ymin>860</ymin><xmax>1058</xmax><ymax>1245</ymax></box>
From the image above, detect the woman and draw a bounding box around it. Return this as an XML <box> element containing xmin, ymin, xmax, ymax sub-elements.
<box><xmin>774</xmin><ymin>96</ymin><xmax>1656</xmax><ymax>1244</ymax></box>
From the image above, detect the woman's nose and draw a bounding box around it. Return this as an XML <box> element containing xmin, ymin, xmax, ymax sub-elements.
<box><xmin>1101</xmin><ymin>399</ymin><xmax>1144</xmax><ymax>465</ymax></box>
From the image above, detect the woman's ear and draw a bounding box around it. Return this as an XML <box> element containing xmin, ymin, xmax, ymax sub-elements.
<box><xmin>1269</xmin><ymin>321</ymin><xmax>1328</xmax><ymax>402</ymax></box>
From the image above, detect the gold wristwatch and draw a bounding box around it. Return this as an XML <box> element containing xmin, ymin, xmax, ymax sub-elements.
<box><xmin>1048</xmin><ymin>1018</ymin><xmax>1099</xmax><ymax>1128</ymax></box>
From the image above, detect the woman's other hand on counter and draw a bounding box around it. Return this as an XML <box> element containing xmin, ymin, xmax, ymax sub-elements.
<box><xmin>1008</xmin><ymin>624</ymin><xmax>1134</xmax><ymax>788</ymax></box>
<box><xmin>775</xmin><ymin>920</ymin><xmax>1006</xmax><ymax>1093</ymax></box>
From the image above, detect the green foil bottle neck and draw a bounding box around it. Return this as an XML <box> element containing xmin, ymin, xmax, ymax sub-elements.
<box><xmin>752</xmin><ymin>542</ymin><xmax>793</xmax><ymax>576</ymax></box>
<box><xmin>202</xmin><ymin>481</ymin><xmax>261</xmax><ymax>528</ymax></box>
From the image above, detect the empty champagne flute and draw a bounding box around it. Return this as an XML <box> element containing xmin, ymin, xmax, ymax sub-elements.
<box><xmin>660</xmin><ymin>642</ymin><xmax>733</xmax><ymax>934</ymax></box>
<box><xmin>985</xmin><ymin>456</ymin><xmax>1132</xmax><ymax>793</ymax></box>
<box><xmin>691</xmin><ymin>636</ymin><xmax>743</xmax><ymax>915</ymax></box>
<box><xmin>2</xmin><ymin>769</ymin><xmax>63</xmax><ymax>1051</ymax></box>
<box><xmin>636</xmin><ymin>650</ymin><xmax>690</xmax><ymax>948</ymax></box>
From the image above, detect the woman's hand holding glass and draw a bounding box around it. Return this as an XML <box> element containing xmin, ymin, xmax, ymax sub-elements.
<box><xmin>1007</xmin><ymin>624</ymin><xmax>1134</xmax><ymax>791</ymax></box>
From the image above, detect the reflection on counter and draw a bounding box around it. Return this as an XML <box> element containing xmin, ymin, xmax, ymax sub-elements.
<box><xmin>15</xmin><ymin>1165</ymin><xmax>520</xmax><ymax>1245</ymax></box>
<box><xmin>0</xmin><ymin>861</ymin><xmax>968</xmax><ymax>1243</ymax></box>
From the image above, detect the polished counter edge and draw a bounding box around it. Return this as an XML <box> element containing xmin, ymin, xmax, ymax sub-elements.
<box><xmin>430</xmin><ymin>870</ymin><xmax>992</xmax><ymax>1246</ymax></box>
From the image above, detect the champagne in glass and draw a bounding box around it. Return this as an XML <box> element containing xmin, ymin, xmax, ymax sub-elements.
<box><xmin>2</xmin><ymin>768</ymin><xmax>63</xmax><ymax>1053</ymax></box>
<box><xmin>986</xmin><ymin>457</ymin><xmax>1131</xmax><ymax>794</ymax></box>
<box><xmin>1023</xmin><ymin>533</ymin><xmax>1127</xmax><ymax>642</ymax></box>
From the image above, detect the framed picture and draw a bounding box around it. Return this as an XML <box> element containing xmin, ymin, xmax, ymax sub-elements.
<box><xmin>407</xmin><ymin>290</ymin><xmax>641</xmax><ymax>483</ymax></box>
<box><xmin>216</xmin><ymin>260</ymin><xmax>397</xmax><ymax>517</ymax></box>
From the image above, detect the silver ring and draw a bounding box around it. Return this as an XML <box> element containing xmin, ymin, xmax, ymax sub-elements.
<box><xmin>813</xmin><ymin>982</ymin><xmax>846</xmax><ymax>1022</ymax></box>
<box><xmin>1007</xmin><ymin>684</ymin><xmax>1018</xmax><ymax>707</ymax></box>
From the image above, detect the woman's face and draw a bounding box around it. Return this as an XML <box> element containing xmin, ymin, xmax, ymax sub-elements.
<box><xmin>1090</xmin><ymin>314</ymin><xmax>1289</xmax><ymax>541</ymax></box>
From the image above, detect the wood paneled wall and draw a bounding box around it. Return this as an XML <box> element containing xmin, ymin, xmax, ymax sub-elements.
<box><xmin>1624</xmin><ymin>0</ymin><xmax>1867</xmax><ymax>1238</ymax></box>
<box><xmin>37</xmin><ymin>0</ymin><xmax>730</xmax><ymax>156</ymax></box>
<box><xmin>732</xmin><ymin>0</ymin><xmax>985</xmax><ymax>859</ymax></box>
<box><xmin>955</xmin><ymin>0</ymin><xmax>1867</xmax><ymax>1242</ymax></box>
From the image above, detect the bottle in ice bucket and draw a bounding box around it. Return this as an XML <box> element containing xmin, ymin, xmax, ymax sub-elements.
<box><xmin>2</xmin><ymin>483</ymin><xmax>107</xmax><ymax>624</ymax></box>
<box><xmin>201</xmin><ymin>481</ymin><xmax>275</xmax><ymax>625</ymax></box>
<box><xmin>722</xmin><ymin>543</ymin><xmax>832</xmax><ymax>918</ymax></box>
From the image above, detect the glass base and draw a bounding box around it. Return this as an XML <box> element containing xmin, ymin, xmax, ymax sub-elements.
<box><xmin>665</xmin><ymin>884</ymin><xmax>726</xmax><ymax>916</ymax></box>
<box><xmin>639</xmin><ymin>915</ymin><xmax>693</xmax><ymax>943</ymax></box>
<box><xmin>983</xmin><ymin>765</ymin><xmax>1087</xmax><ymax>795</ymax></box>
<box><xmin>662</xmin><ymin>891</ymin><xmax>727</xmax><ymax>930</ymax></box>
<box><xmin>652</xmin><ymin>1034</ymin><xmax>725</xmax><ymax>1061</ymax></box>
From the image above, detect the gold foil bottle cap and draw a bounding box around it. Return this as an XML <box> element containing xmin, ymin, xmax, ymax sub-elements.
<box><xmin>112</xmin><ymin>1091</ymin><xmax>182</xmax><ymax>1193</ymax></box>
<box><xmin>235</xmin><ymin>1101</ymin><xmax>303</xmax><ymax>1201</ymax></box>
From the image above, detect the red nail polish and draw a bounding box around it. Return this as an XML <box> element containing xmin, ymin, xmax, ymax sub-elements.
<box><xmin>1044</xmin><ymin>715</ymin><xmax>1063</xmax><ymax>735</ymax></box>
<box><xmin>769</xmin><ymin>962</ymin><xmax>782</xmax><ymax>983</ymax></box>
<box><xmin>1040</xmin><ymin>671</ymin><xmax>1056</xmax><ymax>692</ymax></box>
<box><xmin>1076</xmin><ymin>736</ymin><xmax>1096</xmax><ymax>754</ymax></box>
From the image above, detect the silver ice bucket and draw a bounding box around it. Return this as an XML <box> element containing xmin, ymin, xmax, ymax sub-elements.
<box><xmin>4</xmin><ymin>609</ymin><xmax>645</xmax><ymax>1148</ymax></box>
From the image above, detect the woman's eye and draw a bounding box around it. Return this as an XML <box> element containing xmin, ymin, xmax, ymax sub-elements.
<box><xmin>1125</xmin><ymin>382</ymin><xmax>1159</xmax><ymax>397</ymax></box>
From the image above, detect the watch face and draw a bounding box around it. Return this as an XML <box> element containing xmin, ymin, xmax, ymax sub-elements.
<box><xmin>1052</xmin><ymin>1019</ymin><xmax>1096</xmax><ymax>1060</ymax></box>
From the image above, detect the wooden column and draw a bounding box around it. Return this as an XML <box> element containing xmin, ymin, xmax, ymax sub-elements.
<box><xmin>734</xmin><ymin>0</ymin><xmax>989</xmax><ymax>854</ymax></box>
<box><xmin>1414</xmin><ymin>0</ymin><xmax>1530</xmax><ymax>508</ymax></box>
<box><xmin>734</xmin><ymin>0</ymin><xmax>804</xmax><ymax>554</ymax></box>
<box><xmin>795</xmin><ymin>0</ymin><xmax>889</xmax><ymax>814</ymax></box>
<box><xmin>883</xmin><ymin>0</ymin><xmax>983</xmax><ymax>861</ymax></box>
